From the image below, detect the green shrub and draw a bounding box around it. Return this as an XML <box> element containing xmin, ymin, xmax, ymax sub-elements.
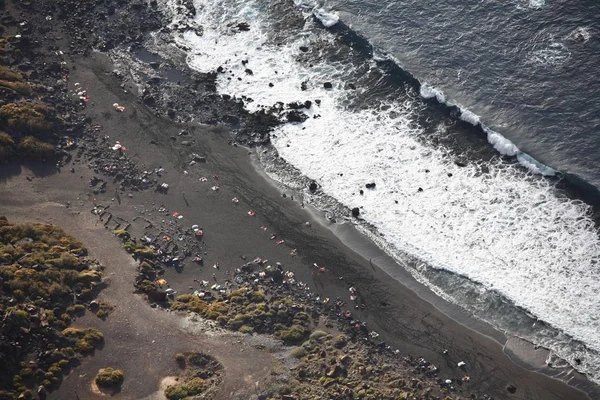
<box><xmin>171</xmin><ymin>295</ymin><xmax>207</xmax><ymax>314</ymax></box>
<box><xmin>238</xmin><ymin>325</ymin><xmax>254</xmax><ymax>334</ymax></box>
<box><xmin>309</xmin><ymin>330</ymin><xmax>328</xmax><ymax>342</ymax></box>
<box><xmin>95</xmin><ymin>368</ymin><xmax>124</xmax><ymax>388</ymax></box>
<box><xmin>66</xmin><ymin>304</ymin><xmax>86</xmax><ymax>316</ymax></box>
<box><xmin>204</xmin><ymin>302</ymin><xmax>228</xmax><ymax>319</ymax></box>
<box><xmin>17</xmin><ymin>136</ymin><xmax>55</xmax><ymax>159</ymax></box>
<box><xmin>5</xmin><ymin>308</ymin><xmax>29</xmax><ymax>328</ymax></box>
<box><xmin>164</xmin><ymin>378</ymin><xmax>206</xmax><ymax>400</ymax></box>
<box><xmin>0</xmin><ymin>80</ymin><xmax>31</xmax><ymax>94</ymax></box>
<box><xmin>164</xmin><ymin>384</ymin><xmax>188</xmax><ymax>400</ymax></box>
<box><xmin>0</xmin><ymin>102</ymin><xmax>54</xmax><ymax>134</ymax></box>
<box><xmin>77</xmin><ymin>270</ymin><xmax>100</xmax><ymax>284</ymax></box>
<box><xmin>250</xmin><ymin>291</ymin><xmax>265</xmax><ymax>302</ymax></box>
<box><xmin>0</xmin><ymin>131</ymin><xmax>14</xmax><ymax>146</ymax></box>
<box><xmin>113</xmin><ymin>229</ymin><xmax>130</xmax><ymax>239</ymax></box>
<box><xmin>19</xmin><ymin>368</ymin><xmax>33</xmax><ymax>378</ymax></box>
<box><xmin>278</xmin><ymin>325</ymin><xmax>307</xmax><ymax>344</ymax></box>
<box><xmin>133</xmin><ymin>246</ymin><xmax>155</xmax><ymax>259</ymax></box>
<box><xmin>289</xmin><ymin>346</ymin><xmax>307</xmax><ymax>359</ymax></box>
<box><xmin>0</xmin><ymin>65</ymin><xmax>21</xmax><ymax>81</ymax></box>
<box><xmin>333</xmin><ymin>334</ymin><xmax>348</xmax><ymax>349</ymax></box>
<box><xmin>187</xmin><ymin>353</ymin><xmax>210</xmax><ymax>367</ymax></box>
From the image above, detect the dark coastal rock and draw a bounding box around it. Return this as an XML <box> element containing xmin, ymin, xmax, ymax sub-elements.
<box><xmin>351</xmin><ymin>207</ymin><xmax>360</xmax><ymax>217</ymax></box>
<box><xmin>323</xmin><ymin>82</ymin><xmax>333</xmax><ymax>89</ymax></box>
<box><xmin>287</xmin><ymin>110</ymin><xmax>307</xmax><ymax>123</ymax></box>
<box><xmin>365</xmin><ymin>182</ymin><xmax>376</xmax><ymax>189</ymax></box>
<box><xmin>301</xmin><ymin>81</ymin><xmax>308</xmax><ymax>91</ymax></box>
<box><xmin>299</xmin><ymin>46</ymin><xmax>309</xmax><ymax>52</ymax></box>
<box><xmin>309</xmin><ymin>181</ymin><xmax>318</xmax><ymax>192</ymax></box>
<box><xmin>304</xmin><ymin>100</ymin><xmax>312</xmax><ymax>109</ymax></box>
<box><xmin>506</xmin><ymin>384</ymin><xmax>517</xmax><ymax>393</ymax></box>
<box><xmin>245</xmin><ymin>68</ymin><xmax>253</xmax><ymax>75</ymax></box>
<box><xmin>449</xmin><ymin>105</ymin><xmax>462</xmax><ymax>119</ymax></box>
<box><xmin>237</xmin><ymin>22</ymin><xmax>251</xmax><ymax>31</ymax></box>
<box><xmin>222</xmin><ymin>115</ymin><xmax>240</xmax><ymax>125</ymax></box>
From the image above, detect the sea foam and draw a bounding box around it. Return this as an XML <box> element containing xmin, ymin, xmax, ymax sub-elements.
<box><xmin>160</xmin><ymin>0</ymin><xmax>600</xmax><ymax>383</ymax></box>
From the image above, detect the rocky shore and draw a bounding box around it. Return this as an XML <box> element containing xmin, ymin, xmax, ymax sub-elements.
<box><xmin>0</xmin><ymin>0</ymin><xmax>597</xmax><ymax>399</ymax></box>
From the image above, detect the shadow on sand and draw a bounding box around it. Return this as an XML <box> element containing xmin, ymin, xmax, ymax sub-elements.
<box><xmin>0</xmin><ymin>159</ymin><xmax>59</xmax><ymax>184</ymax></box>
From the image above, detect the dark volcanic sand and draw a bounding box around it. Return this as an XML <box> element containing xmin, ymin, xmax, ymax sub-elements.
<box><xmin>0</xmin><ymin>47</ymin><xmax>594</xmax><ymax>399</ymax></box>
<box><xmin>0</xmin><ymin>0</ymin><xmax>597</xmax><ymax>396</ymax></box>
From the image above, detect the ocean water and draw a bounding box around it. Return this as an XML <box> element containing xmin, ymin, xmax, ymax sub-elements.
<box><xmin>158</xmin><ymin>0</ymin><xmax>600</xmax><ymax>386</ymax></box>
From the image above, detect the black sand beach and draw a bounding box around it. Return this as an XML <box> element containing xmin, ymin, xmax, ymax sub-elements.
<box><xmin>0</xmin><ymin>0</ymin><xmax>598</xmax><ymax>398</ymax></box>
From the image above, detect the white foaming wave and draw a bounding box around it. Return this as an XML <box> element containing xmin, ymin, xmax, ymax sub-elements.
<box><xmin>484</xmin><ymin>126</ymin><xmax>519</xmax><ymax>157</ymax></box>
<box><xmin>458</xmin><ymin>108</ymin><xmax>480</xmax><ymax>126</ymax></box>
<box><xmin>165</xmin><ymin>0</ymin><xmax>600</xmax><ymax>381</ymax></box>
<box><xmin>418</xmin><ymin>84</ymin><xmax>523</xmax><ymax>161</ymax></box>
<box><xmin>567</xmin><ymin>27</ymin><xmax>592</xmax><ymax>43</ymax></box>
<box><xmin>272</xmin><ymin>102</ymin><xmax>600</xmax><ymax>363</ymax></box>
<box><xmin>517</xmin><ymin>152</ymin><xmax>556</xmax><ymax>176</ymax></box>
<box><xmin>313</xmin><ymin>8</ymin><xmax>340</xmax><ymax>28</ymax></box>
<box><xmin>528</xmin><ymin>0</ymin><xmax>545</xmax><ymax>8</ymax></box>
<box><xmin>419</xmin><ymin>83</ymin><xmax>445</xmax><ymax>103</ymax></box>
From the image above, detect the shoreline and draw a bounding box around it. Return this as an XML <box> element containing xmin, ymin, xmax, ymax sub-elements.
<box><xmin>0</xmin><ymin>0</ymin><xmax>598</xmax><ymax>397</ymax></box>
<box><xmin>250</xmin><ymin>144</ymin><xmax>599</xmax><ymax>399</ymax></box>
<box><xmin>0</xmin><ymin>47</ymin><xmax>593</xmax><ymax>399</ymax></box>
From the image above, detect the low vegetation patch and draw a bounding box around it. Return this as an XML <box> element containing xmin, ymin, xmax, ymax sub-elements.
<box><xmin>0</xmin><ymin>218</ymin><xmax>106</xmax><ymax>398</ymax></box>
<box><xmin>170</xmin><ymin>287</ymin><xmax>312</xmax><ymax>345</ymax></box>
<box><xmin>165</xmin><ymin>352</ymin><xmax>222</xmax><ymax>400</ymax></box>
<box><xmin>95</xmin><ymin>368</ymin><xmax>125</xmax><ymax>388</ymax></box>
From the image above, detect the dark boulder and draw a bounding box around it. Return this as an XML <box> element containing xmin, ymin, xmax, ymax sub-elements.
<box><xmin>237</xmin><ymin>22</ymin><xmax>251</xmax><ymax>31</ymax></box>
<box><xmin>309</xmin><ymin>181</ymin><xmax>318</xmax><ymax>192</ymax></box>
<box><xmin>365</xmin><ymin>182</ymin><xmax>376</xmax><ymax>189</ymax></box>
<box><xmin>323</xmin><ymin>82</ymin><xmax>333</xmax><ymax>89</ymax></box>
<box><xmin>351</xmin><ymin>207</ymin><xmax>360</xmax><ymax>217</ymax></box>
<box><xmin>287</xmin><ymin>110</ymin><xmax>307</xmax><ymax>123</ymax></box>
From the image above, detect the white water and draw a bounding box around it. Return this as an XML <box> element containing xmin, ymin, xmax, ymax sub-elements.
<box><xmin>160</xmin><ymin>0</ymin><xmax>600</xmax><ymax>383</ymax></box>
<box><xmin>420</xmin><ymin>83</ymin><xmax>556</xmax><ymax>175</ymax></box>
